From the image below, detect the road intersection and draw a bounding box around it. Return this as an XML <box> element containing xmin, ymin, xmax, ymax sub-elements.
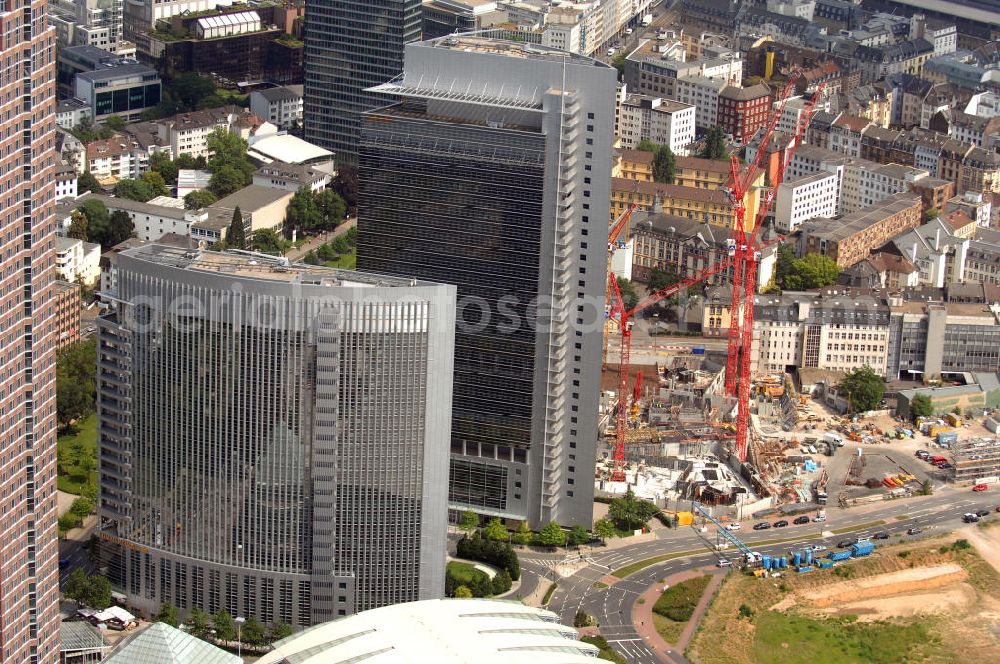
<box><xmin>517</xmin><ymin>487</ymin><xmax>1000</xmax><ymax>664</ymax></box>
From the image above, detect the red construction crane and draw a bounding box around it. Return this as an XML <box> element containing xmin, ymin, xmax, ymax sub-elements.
<box><xmin>723</xmin><ymin>78</ymin><xmax>827</xmax><ymax>462</ymax></box>
<box><xmin>603</xmin><ymin>201</ymin><xmax>639</xmax><ymax>369</ymax></box>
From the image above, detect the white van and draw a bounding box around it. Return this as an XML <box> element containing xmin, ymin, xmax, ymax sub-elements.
<box><xmin>607</xmin><ymin>48</ymin><xmax>616</xmax><ymax>57</ymax></box>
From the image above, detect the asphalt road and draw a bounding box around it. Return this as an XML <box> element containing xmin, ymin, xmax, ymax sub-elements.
<box><xmin>522</xmin><ymin>486</ymin><xmax>1000</xmax><ymax>664</ymax></box>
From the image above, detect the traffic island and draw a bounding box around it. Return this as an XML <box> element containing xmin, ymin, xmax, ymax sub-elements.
<box><xmin>632</xmin><ymin>568</ymin><xmax>726</xmax><ymax>658</ymax></box>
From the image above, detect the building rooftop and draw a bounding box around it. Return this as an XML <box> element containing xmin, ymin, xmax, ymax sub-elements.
<box><xmin>77</xmin><ymin>62</ymin><xmax>159</xmax><ymax>83</ymax></box>
<box><xmin>424</xmin><ymin>32</ymin><xmax>606</xmax><ymax>66</ymax></box>
<box><xmin>123</xmin><ymin>244</ymin><xmax>436</xmax><ymax>288</ymax></box>
<box><xmin>247</xmin><ymin>133</ymin><xmax>334</xmax><ymax>165</ymax></box>
<box><xmin>254</xmin><ymin>85</ymin><xmax>304</xmax><ymax>103</ymax></box>
<box><xmin>799</xmin><ymin>192</ymin><xmax>921</xmax><ymax>242</ymax></box>
<box><xmin>674</xmin><ymin>155</ymin><xmax>731</xmax><ymax>174</ymax></box>
<box><xmin>105</xmin><ymin>622</ymin><xmax>239</xmax><ymax>664</ymax></box>
<box><xmin>210</xmin><ymin>184</ymin><xmax>293</xmax><ymax>213</ymax></box>
<box><xmin>618</xmin><ymin>149</ymin><xmax>654</xmax><ymax>165</ymax></box>
<box><xmin>79</xmin><ymin>193</ymin><xmax>190</xmax><ymax>218</ymax></box>
<box><xmin>257</xmin><ymin>599</ymin><xmax>598</xmax><ymax>664</ymax></box>
<box><xmin>59</xmin><ymin>621</ymin><xmax>106</xmax><ymax>654</ymax></box>
<box><xmin>719</xmin><ymin>82</ymin><xmax>770</xmax><ymax>101</ymax></box>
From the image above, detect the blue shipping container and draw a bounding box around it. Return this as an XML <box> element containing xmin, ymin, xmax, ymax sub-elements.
<box><xmin>819</xmin><ymin>560</ymin><xmax>834</xmax><ymax>569</ymax></box>
<box><xmin>938</xmin><ymin>432</ymin><xmax>958</xmax><ymax>444</ymax></box>
<box><xmin>796</xmin><ymin>566</ymin><xmax>814</xmax><ymax>573</ymax></box>
<box><xmin>831</xmin><ymin>551</ymin><xmax>852</xmax><ymax>562</ymax></box>
<box><xmin>851</xmin><ymin>542</ymin><xmax>875</xmax><ymax>557</ymax></box>
<box><xmin>693</xmin><ymin>347</ymin><xmax>705</xmax><ymax>355</ymax></box>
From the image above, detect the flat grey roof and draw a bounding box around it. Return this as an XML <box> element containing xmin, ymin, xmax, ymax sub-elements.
<box><xmin>78</xmin><ymin>63</ymin><xmax>159</xmax><ymax>82</ymax></box>
<box><xmin>210</xmin><ymin>185</ymin><xmax>292</xmax><ymax>212</ymax></box>
<box><xmin>800</xmin><ymin>192</ymin><xmax>921</xmax><ymax>241</ymax></box>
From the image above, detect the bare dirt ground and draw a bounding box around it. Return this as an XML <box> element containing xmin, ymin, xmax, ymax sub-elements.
<box><xmin>964</xmin><ymin>523</ymin><xmax>1000</xmax><ymax>575</ymax></box>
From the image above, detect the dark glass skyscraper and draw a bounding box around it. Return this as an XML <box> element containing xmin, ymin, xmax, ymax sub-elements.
<box><xmin>303</xmin><ymin>0</ymin><xmax>422</xmax><ymax>160</ymax></box>
<box><xmin>357</xmin><ymin>35</ymin><xmax>617</xmax><ymax>528</ymax></box>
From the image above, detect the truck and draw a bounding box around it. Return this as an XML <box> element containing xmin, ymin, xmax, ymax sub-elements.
<box><xmin>815</xmin><ymin>488</ymin><xmax>827</xmax><ymax>505</ymax></box>
<box><xmin>641</xmin><ymin>13</ymin><xmax>652</xmax><ymax>26</ymax></box>
<box><xmin>824</xmin><ymin>432</ymin><xmax>844</xmax><ymax>446</ymax></box>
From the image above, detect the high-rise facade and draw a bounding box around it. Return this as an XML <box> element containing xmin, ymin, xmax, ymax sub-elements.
<box><xmin>357</xmin><ymin>35</ymin><xmax>617</xmax><ymax>527</ymax></box>
<box><xmin>96</xmin><ymin>245</ymin><xmax>454</xmax><ymax>627</ymax></box>
<box><xmin>302</xmin><ymin>0</ymin><xmax>421</xmax><ymax>161</ymax></box>
<box><xmin>0</xmin><ymin>1</ymin><xmax>61</xmax><ymax>662</ymax></box>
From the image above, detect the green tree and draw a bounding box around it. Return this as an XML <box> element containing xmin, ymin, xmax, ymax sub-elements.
<box><xmin>268</xmin><ymin>622</ymin><xmax>294</xmax><ymax>643</ymax></box>
<box><xmin>317</xmin><ymin>189</ymin><xmax>347</xmax><ymax>227</ymax></box>
<box><xmin>285</xmin><ymin>187</ymin><xmax>322</xmax><ymax>232</ymax></box>
<box><xmin>454</xmin><ymin>585</ymin><xmax>473</xmax><ymax>598</ymax></box>
<box><xmin>64</xmin><ymin>569</ymin><xmax>89</xmax><ymax>602</ymax></box>
<box><xmin>226</xmin><ymin>207</ymin><xmax>246</xmax><ymax>248</ymax></box>
<box><xmin>212</xmin><ymin>610</ymin><xmax>236</xmax><ymax>641</ymax></box>
<box><xmin>483</xmin><ymin>517</ymin><xmax>508</xmax><ymax>542</ymax></box>
<box><xmin>209</xmin><ymin>164</ymin><xmax>247</xmax><ymax>197</ymax></box>
<box><xmin>637</xmin><ymin>138</ymin><xmax>658</xmax><ymax>153</ymax></box>
<box><xmin>67</xmin><ymin>210</ymin><xmax>89</xmax><ymax>241</ymax></box>
<box><xmin>57</xmin><ymin>337</ymin><xmax>97</xmax><ymax>429</ymax></box>
<box><xmin>702</xmin><ymin>126</ymin><xmax>728</xmax><ymax>160</ymax></box>
<box><xmin>909</xmin><ymin>393</ymin><xmax>934</xmax><ymax>421</ymax></box>
<box><xmin>106</xmin><ymin>210</ymin><xmax>135</xmax><ymax>247</ymax></box>
<box><xmin>70</xmin><ymin>497</ymin><xmax>94</xmax><ymax>518</ymax></box>
<box><xmin>78</xmin><ymin>199</ymin><xmax>110</xmax><ymax>244</ymax></box>
<box><xmin>302</xmin><ymin>249</ymin><xmax>320</xmax><ymax>265</ymax></box>
<box><xmin>333</xmin><ymin>165</ymin><xmax>359</xmax><ymax>214</ymax></box>
<box><xmin>155</xmin><ymin>602</ymin><xmax>178</xmax><ymax>627</ymax></box>
<box><xmin>794</xmin><ymin>253</ymin><xmax>840</xmax><ymax>289</ymax></box>
<box><xmin>458</xmin><ymin>510</ymin><xmax>479</xmax><ymax>534</ymax></box>
<box><xmin>113</xmin><ymin>178</ymin><xmax>156</xmax><ymax>202</ymax></box>
<box><xmin>188</xmin><ymin>606</ymin><xmax>210</xmax><ymax>636</ymax></box>
<box><xmin>81</xmin><ymin>574</ymin><xmax>112</xmax><ymax>610</ymax></box>
<box><xmin>141</xmin><ymin>170</ymin><xmax>169</xmax><ymax>197</ymax></box>
<box><xmin>921</xmin><ymin>479</ymin><xmax>933</xmax><ymax>495</ymax></box>
<box><xmin>648</xmin><ymin>266</ymin><xmax>679</xmax><ymax>294</ymax></box>
<box><xmin>611</xmin><ymin>51</ymin><xmax>627</xmax><ymax>78</ymax></box>
<box><xmin>149</xmin><ymin>151</ymin><xmax>179</xmax><ymax>186</ymax></box>
<box><xmin>537</xmin><ymin>521</ymin><xmax>567</xmax><ymax>547</ymax></box>
<box><xmin>207</xmin><ymin>128</ymin><xmax>254</xmax><ymax>179</ymax></box>
<box><xmin>840</xmin><ymin>365</ymin><xmax>885</xmax><ymax>414</ymax></box>
<box><xmin>104</xmin><ymin>115</ymin><xmax>126</xmax><ymax>131</ymax></box>
<box><xmin>608</xmin><ymin>488</ymin><xmax>660</xmax><ymax>531</ymax></box>
<box><xmin>594</xmin><ymin>518</ymin><xmax>616</xmax><ymax>543</ymax></box>
<box><xmin>653</xmin><ymin>145</ymin><xmax>675</xmax><ymax>184</ymax></box>
<box><xmin>567</xmin><ymin>525</ymin><xmax>590</xmax><ymax>547</ymax></box>
<box><xmin>925</xmin><ymin>207</ymin><xmax>939</xmax><ymax>221</ymax></box>
<box><xmin>953</xmin><ymin>405</ymin><xmax>962</xmax><ymax>415</ymax></box>
<box><xmin>77</xmin><ymin>171</ymin><xmax>103</xmax><ymax>194</ymax></box>
<box><xmin>241</xmin><ymin>617</ymin><xmax>266</xmax><ymax>646</ymax></box>
<box><xmin>512</xmin><ymin>521</ymin><xmax>532</xmax><ymax>546</ymax></box>
<box><xmin>251</xmin><ymin>228</ymin><xmax>287</xmax><ymax>255</ymax></box>
<box><xmin>167</xmin><ymin>73</ymin><xmax>217</xmax><ymax>112</ymax></box>
<box><xmin>616</xmin><ymin>276</ymin><xmax>640</xmax><ymax>310</ymax></box>
<box><xmin>184</xmin><ymin>189</ymin><xmax>217</xmax><ymax>209</ymax></box>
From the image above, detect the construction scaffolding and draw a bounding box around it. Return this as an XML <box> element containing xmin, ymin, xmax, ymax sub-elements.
<box><xmin>951</xmin><ymin>437</ymin><xmax>1000</xmax><ymax>482</ymax></box>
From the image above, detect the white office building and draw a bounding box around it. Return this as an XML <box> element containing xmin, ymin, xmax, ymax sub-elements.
<box><xmin>617</xmin><ymin>94</ymin><xmax>696</xmax><ymax>152</ymax></box>
<box><xmin>773</xmin><ymin>171</ymin><xmax>840</xmax><ymax>233</ymax></box>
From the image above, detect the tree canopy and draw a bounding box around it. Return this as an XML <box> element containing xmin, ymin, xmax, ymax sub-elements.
<box><xmin>537</xmin><ymin>521</ymin><xmax>567</xmax><ymax>547</ymax></box>
<box><xmin>226</xmin><ymin>207</ymin><xmax>246</xmax><ymax>249</ymax></box>
<box><xmin>458</xmin><ymin>510</ymin><xmax>478</xmax><ymax>534</ymax></box>
<box><xmin>616</xmin><ymin>276</ymin><xmax>640</xmax><ymax>311</ymax></box>
<box><xmin>775</xmin><ymin>244</ymin><xmax>840</xmax><ymax>291</ymax></box>
<box><xmin>840</xmin><ymin>366</ymin><xmax>885</xmax><ymax>414</ymax></box>
<box><xmin>250</xmin><ymin>228</ymin><xmax>288</xmax><ymax>255</ymax></box>
<box><xmin>77</xmin><ymin>171</ymin><xmax>103</xmax><ymax>194</ymax></box>
<box><xmin>64</xmin><ymin>570</ymin><xmax>112</xmax><ymax>609</ymax></box>
<box><xmin>113</xmin><ymin>178</ymin><xmax>158</xmax><ymax>202</ymax></box>
<box><xmin>701</xmin><ymin>126</ymin><xmax>728</xmax><ymax>160</ymax></box>
<box><xmin>483</xmin><ymin>517</ymin><xmax>508</xmax><ymax>542</ymax></box>
<box><xmin>57</xmin><ymin>337</ymin><xmax>96</xmax><ymax>430</ymax></box>
<box><xmin>184</xmin><ymin>189</ymin><xmax>217</xmax><ymax>210</ymax></box>
<box><xmin>332</xmin><ymin>165</ymin><xmax>358</xmax><ymax>214</ymax></box>
<box><xmin>594</xmin><ymin>518</ymin><xmax>616</xmax><ymax>543</ymax></box>
<box><xmin>608</xmin><ymin>488</ymin><xmax>660</xmax><ymax>531</ymax></box>
<box><xmin>909</xmin><ymin>393</ymin><xmax>934</xmax><ymax>421</ymax></box>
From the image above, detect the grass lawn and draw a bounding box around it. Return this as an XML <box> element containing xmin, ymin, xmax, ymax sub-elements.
<box><xmin>653</xmin><ymin>613</ymin><xmax>686</xmax><ymax>645</ymax></box>
<box><xmin>651</xmin><ymin>575</ymin><xmax>710</xmax><ymax>645</ymax></box>
<box><xmin>581</xmin><ymin>635</ymin><xmax>627</xmax><ymax>664</ymax></box>
<box><xmin>324</xmin><ymin>247</ymin><xmax>357</xmax><ymax>270</ymax></box>
<box><xmin>541</xmin><ymin>582</ymin><xmax>557</xmax><ymax>605</ymax></box>
<box><xmin>57</xmin><ymin>415</ymin><xmax>97</xmax><ymax>495</ymax></box>
<box><xmin>447</xmin><ymin>561</ymin><xmax>490</xmax><ymax>587</ymax></box>
<box><xmin>831</xmin><ymin>519</ymin><xmax>886</xmax><ymax>534</ymax></box>
<box><xmin>612</xmin><ymin>550</ymin><xmax>697</xmax><ymax>578</ymax></box>
<box><xmin>751</xmin><ymin>611</ymin><xmax>940</xmax><ymax>664</ymax></box>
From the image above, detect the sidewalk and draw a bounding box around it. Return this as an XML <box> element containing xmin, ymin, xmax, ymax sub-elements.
<box><xmin>632</xmin><ymin>568</ymin><xmax>726</xmax><ymax>663</ymax></box>
<box><xmin>286</xmin><ymin>218</ymin><xmax>356</xmax><ymax>260</ymax></box>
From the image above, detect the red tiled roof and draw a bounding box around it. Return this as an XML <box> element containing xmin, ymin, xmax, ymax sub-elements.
<box><xmin>618</xmin><ymin>149</ymin><xmax>655</xmax><ymax>165</ymax></box>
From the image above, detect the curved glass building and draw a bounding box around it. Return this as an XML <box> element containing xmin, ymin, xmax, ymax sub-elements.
<box><xmin>96</xmin><ymin>244</ymin><xmax>455</xmax><ymax>628</ymax></box>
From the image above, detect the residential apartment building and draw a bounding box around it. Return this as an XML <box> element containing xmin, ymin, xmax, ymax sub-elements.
<box><xmin>97</xmin><ymin>244</ymin><xmax>455</xmax><ymax>626</ymax></box>
<box><xmin>773</xmin><ymin>171</ymin><xmax>840</xmax><ymax>233</ymax></box>
<box><xmin>796</xmin><ymin>192</ymin><xmax>922</xmax><ymax>267</ymax></box>
<box><xmin>675</xmin><ymin>75</ymin><xmax>727</xmax><ymax>130</ymax></box>
<box><xmin>946</xmin><ymin>191</ymin><xmax>992</xmax><ymax>229</ymax></box>
<box><xmin>672</xmin><ymin>156</ymin><xmax>730</xmax><ymax>189</ymax></box>
<box><xmin>356</xmin><ymin>36</ymin><xmax>616</xmax><ymax>528</ymax></box>
<box><xmin>616</xmin><ymin>95</ymin><xmax>696</xmax><ymax>153</ymax></box>
<box><xmin>965</xmin><ymin>228</ymin><xmax>1000</xmax><ymax>286</ymax></box>
<box><xmin>613</xmin><ymin>150</ymin><xmax>654</xmax><ymax>182</ymax></box>
<box><xmin>249</xmin><ymin>85</ymin><xmax>304</xmax><ymax>131</ymax></box>
<box><xmin>56</xmin><ymin>164</ymin><xmax>78</xmax><ymax>200</ymax></box>
<box><xmin>0</xmin><ymin>0</ymin><xmax>63</xmax><ymax>649</ymax></box>
<box><xmin>52</xmin><ymin>280</ymin><xmax>82</xmax><ymax>349</ymax></box>
<box><xmin>303</xmin><ymin>0</ymin><xmax>421</xmax><ymax>160</ymax></box>
<box><xmin>85</xmin><ymin>136</ymin><xmax>135</xmax><ymax>182</ymax></box>
<box><xmin>883</xmin><ymin>219</ymin><xmax>969</xmax><ymax>287</ymax></box>
<box><xmin>717</xmin><ymin>83</ymin><xmax>771</xmax><ymax>144</ymax></box>
<box><xmin>752</xmin><ymin>291</ymin><xmax>892</xmax><ymax>376</ymax></box>
<box><xmin>55</xmin><ymin>236</ymin><xmax>102</xmax><ymax>285</ymax></box>
<box><xmin>49</xmin><ymin>0</ymin><xmax>124</xmax><ymax>52</ymax></box>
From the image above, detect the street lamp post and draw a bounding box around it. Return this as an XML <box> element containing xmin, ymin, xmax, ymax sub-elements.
<box><xmin>235</xmin><ymin>616</ymin><xmax>245</xmax><ymax>659</ymax></box>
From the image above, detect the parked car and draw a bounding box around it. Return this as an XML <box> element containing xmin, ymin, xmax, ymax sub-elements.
<box><xmin>916</xmin><ymin>450</ymin><xmax>929</xmax><ymax>459</ymax></box>
<box><xmin>907</xmin><ymin>527</ymin><xmax>923</xmax><ymax>534</ymax></box>
<box><xmin>962</xmin><ymin>513</ymin><xmax>980</xmax><ymax>524</ymax></box>
<box><xmin>753</xmin><ymin>522</ymin><xmax>772</xmax><ymax>531</ymax></box>
<box><xmin>976</xmin><ymin>509</ymin><xmax>990</xmax><ymax>517</ymax></box>
<box><xmin>716</xmin><ymin>558</ymin><xmax>733</xmax><ymax>567</ymax></box>
<box><xmin>773</xmin><ymin>520</ymin><xmax>789</xmax><ymax>528</ymax></box>
<box><xmin>808</xmin><ymin>544</ymin><xmax>828</xmax><ymax>552</ymax></box>
<box><xmin>793</xmin><ymin>516</ymin><xmax>810</xmax><ymax>525</ymax></box>
<box><xmin>873</xmin><ymin>532</ymin><xmax>889</xmax><ymax>540</ymax></box>
<box><xmin>973</xmin><ymin>483</ymin><xmax>989</xmax><ymax>492</ymax></box>
<box><xmin>837</xmin><ymin>539</ymin><xmax>857</xmax><ymax>548</ymax></box>
<box><xmin>813</xmin><ymin>513</ymin><xmax>827</xmax><ymax>522</ymax></box>
<box><xmin>725</xmin><ymin>522</ymin><xmax>742</xmax><ymax>531</ymax></box>
<box><xmin>940</xmin><ymin>463</ymin><xmax>953</xmax><ymax>469</ymax></box>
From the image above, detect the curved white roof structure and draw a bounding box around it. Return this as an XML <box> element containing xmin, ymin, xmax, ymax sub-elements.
<box><xmin>256</xmin><ymin>599</ymin><xmax>600</xmax><ymax>664</ymax></box>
